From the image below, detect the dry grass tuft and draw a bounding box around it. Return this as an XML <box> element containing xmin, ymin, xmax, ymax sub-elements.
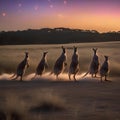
<box><xmin>30</xmin><ymin>101</ymin><xmax>65</xmax><ymax>113</ymax></box>
<box><xmin>0</xmin><ymin>110</ymin><xmax>6</xmax><ymax>120</ymax></box>
<box><xmin>0</xmin><ymin>93</ymin><xmax>27</xmax><ymax>120</ymax></box>
<box><xmin>0</xmin><ymin>89</ymin><xmax>66</xmax><ymax>120</ymax></box>
<box><xmin>29</xmin><ymin>89</ymin><xmax>66</xmax><ymax>113</ymax></box>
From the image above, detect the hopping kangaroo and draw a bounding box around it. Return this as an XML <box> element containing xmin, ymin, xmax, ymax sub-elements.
<box><xmin>11</xmin><ymin>52</ymin><xmax>29</xmax><ymax>81</ymax></box>
<box><xmin>100</xmin><ymin>56</ymin><xmax>110</xmax><ymax>82</ymax></box>
<box><xmin>68</xmin><ymin>46</ymin><xmax>80</xmax><ymax>81</ymax></box>
<box><xmin>32</xmin><ymin>52</ymin><xmax>48</xmax><ymax>79</ymax></box>
<box><xmin>82</xmin><ymin>48</ymin><xmax>99</xmax><ymax>78</ymax></box>
<box><xmin>52</xmin><ymin>46</ymin><xmax>67</xmax><ymax>79</ymax></box>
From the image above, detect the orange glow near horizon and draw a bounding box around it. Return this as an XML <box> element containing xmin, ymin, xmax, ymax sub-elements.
<box><xmin>0</xmin><ymin>12</ymin><xmax>120</xmax><ymax>32</ymax></box>
<box><xmin>1</xmin><ymin>10</ymin><xmax>119</xmax><ymax>33</ymax></box>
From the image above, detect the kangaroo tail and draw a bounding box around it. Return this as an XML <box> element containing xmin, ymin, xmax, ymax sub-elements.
<box><xmin>81</xmin><ymin>71</ymin><xmax>89</xmax><ymax>78</ymax></box>
<box><xmin>49</xmin><ymin>71</ymin><xmax>54</xmax><ymax>75</ymax></box>
<box><xmin>31</xmin><ymin>73</ymin><xmax>37</xmax><ymax>80</ymax></box>
<box><xmin>10</xmin><ymin>73</ymin><xmax>16</xmax><ymax>79</ymax></box>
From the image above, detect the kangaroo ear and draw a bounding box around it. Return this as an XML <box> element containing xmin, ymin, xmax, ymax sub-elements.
<box><xmin>95</xmin><ymin>48</ymin><xmax>98</xmax><ymax>51</ymax></box>
<box><xmin>92</xmin><ymin>48</ymin><xmax>98</xmax><ymax>51</ymax></box>
<box><xmin>25</xmin><ymin>52</ymin><xmax>28</xmax><ymax>54</ymax></box>
<box><xmin>92</xmin><ymin>48</ymin><xmax>95</xmax><ymax>51</ymax></box>
<box><xmin>62</xmin><ymin>46</ymin><xmax>66</xmax><ymax>50</ymax></box>
<box><xmin>104</xmin><ymin>55</ymin><xmax>108</xmax><ymax>58</ymax></box>
<box><xmin>44</xmin><ymin>51</ymin><xmax>48</xmax><ymax>54</ymax></box>
<box><xmin>73</xmin><ymin>46</ymin><xmax>77</xmax><ymax>49</ymax></box>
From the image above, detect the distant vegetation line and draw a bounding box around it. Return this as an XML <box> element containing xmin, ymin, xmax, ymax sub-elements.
<box><xmin>0</xmin><ymin>27</ymin><xmax>120</xmax><ymax>45</ymax></box>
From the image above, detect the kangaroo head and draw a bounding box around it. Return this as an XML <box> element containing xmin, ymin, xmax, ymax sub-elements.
<box><xmin>61</xmin><ymin>46</ymin><xmax>66</xmax><ymax>53</ymax></box>
<box><xmin>25</xmin><ymin>52</ymin><xmax>29</xmax><ymax>58</ymax></box>
<box><xmin>104</xmin><ymin>55</ymin><xmax>108</xmax><ymax>61</ymax></box>
<box><xmin>43</xmin><ymin>51</ymin><xmax>48</xmax><ymax>57</ymax></box>
<box><xmin>73</xmin><ymin>46</ymin><xmax>77</xmax><ymax>53</ymax></box>
<box><xmin>92</xmin><ymin>48</ymin><xmax>98</xmax><ymax>54</ymax></box>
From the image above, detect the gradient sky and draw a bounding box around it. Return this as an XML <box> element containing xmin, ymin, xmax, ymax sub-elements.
<box><xmin>0</xmin><ymin>0</ymin><xmax>120</xmax><ymax>32</ymax></box>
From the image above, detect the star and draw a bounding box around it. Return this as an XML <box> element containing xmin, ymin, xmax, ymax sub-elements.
<box><xmin>64</xmin><ymin>0</ymin><xmax>67</xmax><ymax>5</ymax></box>
<box><xmin>50</xmin><ymin>4</ymin><xmax>53</xmax><ymax>8</ymax></box>
<box><xmin>18</xmin><ymin>3</ymin><xmax>22</xmax><ymax>7</ymax></box>
<box><xmin>34</xmin><ymin>6</ymin><xmax>39</xmax><ymax>11</ymax></box>
<box><xmin>2</xmin><ymin>13</ymin><xmax>6</xmax><ymax>17</ymax></box>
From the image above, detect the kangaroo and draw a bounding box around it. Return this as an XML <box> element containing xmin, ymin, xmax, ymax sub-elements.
<box><xmin>32</xmin><ymin>52</ymin><xmax>48</xmax><ymax>79</ymax></box>
<box><xmin>68</xmin><ymin>46</ymin><xmax>80</xmax><ymax>81</ymax></box>
<box><xmin>100</xmin><ymin>56</ymin><xmax>110</xmax><ymax>82</ymax></box>
<box><xmin>52</xmin><ymin>46</ymin><xmax>67</xmax><ymax>79</ymax></box>
<box><xmin>82</xmin><ymin>48</ymin><xmax>99</xmax><ymax>78</ymax></box>
<box><xmin>11</xmin><ymin>52</ymin><xmax>29</xmax><ymax>81</ymax></box>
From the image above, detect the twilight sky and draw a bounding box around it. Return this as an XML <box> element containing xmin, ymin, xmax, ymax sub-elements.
<box><xmin>0</xmin><ymin>0</ymin><xmax>120</xmax><ymax>32</ymax></box>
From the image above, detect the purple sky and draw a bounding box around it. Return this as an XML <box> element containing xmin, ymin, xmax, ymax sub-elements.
<box><xmin>0</xmin><ymin>0</ymin><xmax>120</xmax><ymax>32</ymax></box>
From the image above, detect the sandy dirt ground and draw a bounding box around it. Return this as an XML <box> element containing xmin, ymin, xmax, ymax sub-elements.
<box><xmin>0</xmin><ymin>73</ymin><xmax>120</xmax><ymax>120</ymax></box>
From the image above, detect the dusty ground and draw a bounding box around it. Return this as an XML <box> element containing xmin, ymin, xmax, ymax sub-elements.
<box><xmin>0</xmin><ymin>75</ymin><xmax>120</xmax><ymax>120</ymax></box>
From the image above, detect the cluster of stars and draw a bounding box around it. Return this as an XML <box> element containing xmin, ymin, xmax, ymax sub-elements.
<box><xmin>1</xmin><ymin>0</ymin><xmax>68</xmax><ymax>17</ymax></box>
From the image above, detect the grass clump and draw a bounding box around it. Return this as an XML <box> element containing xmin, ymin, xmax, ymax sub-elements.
<box><xmin>0</xmin><ymin>93</ymin><xmax>27</xmax><ymax>120</ymax></box>
<box><xmin>30</xmin><ymin>101</ymin><xmax>65</xmax><ymax>113</ymax></box>
<box><xmin>29</xmin><ymin>89</ymin><xmax>66</xmax><ymax>113</ymax></box>
<box><xmin>0</xmin><ymin>110</ymin><xmax>6</xmax><ymax>120</ymax></box>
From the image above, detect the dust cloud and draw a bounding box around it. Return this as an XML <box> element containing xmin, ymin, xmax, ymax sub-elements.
<box><xmin>0</xmin><ymin>72</ymin><xmax>93</xmax><ymax>81</ymax></box>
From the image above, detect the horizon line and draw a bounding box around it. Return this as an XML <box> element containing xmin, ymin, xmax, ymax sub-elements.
<box><xmin>0</xmin><ymin>27</ymin><xmax>120</xmax><ymax>34</ymax></box>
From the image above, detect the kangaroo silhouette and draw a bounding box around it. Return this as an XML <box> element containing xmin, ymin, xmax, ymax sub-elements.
<box><xmin>82</xmin><ymin>48</ymin><xmax>99</xmax><ymax>78</ymax></box>
<box><xmin>11</xmin><ymin>52</ymin><xmax>29</xmax><ymax>81</ymax></box>
<box><xmin>68</xmin><ymin>46</ymin><xmax>80</xmax><ymax>81</ymax></box>
<box><xmin>32</xmin><ymin>52</ymin><xmax>48</xmax><ymax>79</ymax></box>
<box><xmin>100</xmin><ymin>56</ymin><xmax>110</xmax><ymax>82</ymax></box>
<box><xmin>51</xmin><ymin>46</ymin><xmax>67</xmax><ymax>79</ymax></box>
